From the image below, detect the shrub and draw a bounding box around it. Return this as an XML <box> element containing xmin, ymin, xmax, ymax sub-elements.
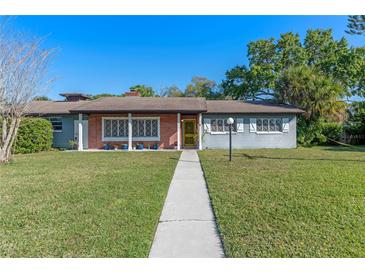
<box><xmin>13</xmin><ymin>118</ymin><xmax>53</xmax><ymax>154</ymax></box>
<box><xmin>297</xmin><ymin>118</ymin><xmax>325</xmax><ymax>146</ymax></box>
<box><xmin>297</xmin><ymin>118</ymin><xmax>343</xmax><ymax>146</ymax></box>
<box><xmin>68</xmin><ymin>139</ymin><xmax>78</xmax><ymax>150</ymax></box>
<box><xmin>320</xmin><ymin>122</ymin><xmax>343</xmax><ymax>144</ymax></box>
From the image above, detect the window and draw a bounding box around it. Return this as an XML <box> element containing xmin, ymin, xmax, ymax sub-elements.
<box><xmin>103</xmin><ymin>118</ymin><xmax>159</xmax><ymax>139</ymax></box>
<box><xmin>211</xmin><ymin>119</ymin><xmax>237</xmax><ymax>133</ymax></box>
<box><xmin>256</xmin><ymin>118</ymin><xmax>282</xmax><ymax>133</ymax></box>
<box><xmin>104</xmin><ymin>119</ymin><xmax>128</xmax><ymax>137</ymax></box>
<box><xmin>47</xmin><ymin>117</ymin><xmax>62</xmax><ymax>132</ymax></box>
<box><xmin>132</xmin><ymin>119</ymin><xmax>158</xmax><ymax>137</ymax></box>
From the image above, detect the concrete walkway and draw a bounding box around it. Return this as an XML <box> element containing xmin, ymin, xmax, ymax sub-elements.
<box><xmin>149</xmin><ymin>150</ymin><xmax>224</xmax><ymax>258</ymax></box>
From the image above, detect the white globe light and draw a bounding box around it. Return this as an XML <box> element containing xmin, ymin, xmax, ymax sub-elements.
<box><xmin>227</xmin><ymin>117</ymin><xmax>234</xmax><ymax>125</ymax></box>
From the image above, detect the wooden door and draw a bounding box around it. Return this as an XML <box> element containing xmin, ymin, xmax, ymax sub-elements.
<box><xmin>183</xmin><ymin>120</ymin><xmax>196</xmax><ymax>147</ymax></box>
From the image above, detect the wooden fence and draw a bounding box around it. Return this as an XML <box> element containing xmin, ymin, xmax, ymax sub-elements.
<box><xmin>340</xmin><ymin>134</ymin><xmax>365</xmax><ymax>145</ymax></box>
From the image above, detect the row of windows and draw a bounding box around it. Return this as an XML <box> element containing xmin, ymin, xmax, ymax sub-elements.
<box><xmin>46</xmin><ymin>117</ymin><xmax>286</xmax><ymax>136</ymax></box>
<box><xmin>104</xmin><ymin>118</ymin><xmax>159</xmax><ymax>138</ymax></box>
<box><xmin>208</xmin><ymin>118</ymin><xmax>285</xmax><ymax>133</ymax></box>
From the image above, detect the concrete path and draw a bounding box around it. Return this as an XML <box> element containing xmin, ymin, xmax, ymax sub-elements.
<box><xmin>149</xmin><ymin>150</ymin><xmax>224</xmax><ymax>258</ymax></box>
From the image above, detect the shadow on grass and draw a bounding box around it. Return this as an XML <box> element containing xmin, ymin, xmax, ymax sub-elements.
<box><xmin>321</xmin><ymin>145</ymin><xmax>365</xmax><ymax>152</ymax></box>
<box><xmin>237</xmin><ymin>153</ymin><xmax>365</xmax><ymax>163</ymax></box>
<box><xmin>169</xmin><ymin>157</ymin><xmax>180</xmax><ymax>161</ymax></box>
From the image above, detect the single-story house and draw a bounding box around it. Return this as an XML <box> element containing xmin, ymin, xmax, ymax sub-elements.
<box><xmin>25</xmin><ymin>91</ymin><xmax>304</xmax><ymax>150</ymax></box>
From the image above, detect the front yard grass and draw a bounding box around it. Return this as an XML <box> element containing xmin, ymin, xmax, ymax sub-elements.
<box><xmin>0</xmin><ymin>151</ymin><xmax>180</xmax><ymax>257</ymax></box>
<box><xmin>199</xmin><ymin>146</ymin><xmax>365</xmax><ymax>257</ymax></box>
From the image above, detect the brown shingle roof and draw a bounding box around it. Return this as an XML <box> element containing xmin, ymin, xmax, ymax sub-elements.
<box><xmin>70</xmin><ymin>97</ymin><xmax>208</xmax><ymax>113</ymax></box>
<box><xmin>25</xmin><ymin>97</ymin><xmax>304</xmax><ymax>115</ymax></box>
<box><xmin>206</xmin><ymin>100</ymin><xmax>304</xmax><ymax>114</ymax></box>
<box><xmin>25</xmin><ymin>101</ymin><xmax>88</xmax><ymax>115</ymax></box>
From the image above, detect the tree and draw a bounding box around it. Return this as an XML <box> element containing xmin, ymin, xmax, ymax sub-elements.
<box><xmin>275</xmin><ymin>65</ymin><xmax>348</xmax><ymax>145</ymax></box>
<box><xmin>346</xmin><ymin>15</ymin><xmax>365</xmax><ymax>36</ymax></box>
<box><xmin>275</xmin><ymin>65</ymin><xmax>347</xmax><ymax>121</ymax></box>
<box><xmin>222</xmin><ymin>29</ymin><xmax>365</xmax><ymax>100</ymax></box>
<box><xmin>161</xmin><ymin>85</ymin><xmax>185</xmax><ymax>97</ymax></box>
<box><xmin>221</xmin><ymin>66</ymin><xmax>262</xmax><ymax>100</ymax></box>
<box><xmin>161</xmin><ymin>78</ymin><xmax>223</xmax><ymax>98</ymax></box>
<box><xmin>0</xmin><ymin>22</ymin><xmax>54</xmax><ymax>163</ymax></box>
<box><xmin>129</xmin><ymin>84</ymin><xmax>156</xmax><ymax>97</ymax></box>
<box><xmin>345</xmin><ymin>101</ymin><xmax>365</xmax><ymax>134</ymax></box>
<box><xmin>89</xmin><ymin>93</ymin><xmax>121</xmax><ymax>100</ymax></box>
<box><xmin>185</xmin><ymin>76</ymin><xmax>222</xmax><ymax>98</ymax></box>
<box><xmin>304</xmin><ymin>30</ymin><xmax>354</xmax><ymax>89</ymax></box>
<box><xmin>346</xmin><ymin>46</ymin><xmax>365</xmax><ymax>97</ymax></box>
<box><xmin>33</xmin><ymin>95</ymin><xmax>51</xmax><ymax>101</ymax></box>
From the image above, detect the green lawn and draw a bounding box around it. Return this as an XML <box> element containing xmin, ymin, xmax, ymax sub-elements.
<box><xmin>0</xmin><ymin>151</ymin><xmax>180</xmax><ymax>257</ymax></box>
<box><xmin>199</xmin><ymin>146</ymin><xmax>365</xmax><ymax>258</ymax></box>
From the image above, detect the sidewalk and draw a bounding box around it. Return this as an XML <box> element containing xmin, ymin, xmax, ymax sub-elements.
<box><xmin>149</xmin><ymin>150</ymin><xmax>224</xmax><ymax>258</ymax></box>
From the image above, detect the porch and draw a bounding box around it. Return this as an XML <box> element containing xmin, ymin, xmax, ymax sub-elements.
<box><xmin>76</xmin><ymin>112</ymin><xmax>203</xmax><ymax>151</ymax></box>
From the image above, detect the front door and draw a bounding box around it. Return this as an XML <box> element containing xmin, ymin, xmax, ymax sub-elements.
<box><xmin>183</xmin><ymin>119</ymin><xmax>196</xmax><ymax>147</ymax></box>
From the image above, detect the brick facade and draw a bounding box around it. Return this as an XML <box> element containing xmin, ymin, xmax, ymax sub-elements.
<box><xmin>88</xmin><ymin>113</ymin><xmax>198</xmax><ymax>149</ymax></box>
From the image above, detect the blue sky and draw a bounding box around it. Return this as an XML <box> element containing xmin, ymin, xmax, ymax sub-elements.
<box><xmin>12</xmin><ymin>16</ymin><xmax>364</xmax><ymax>100</ymax></box>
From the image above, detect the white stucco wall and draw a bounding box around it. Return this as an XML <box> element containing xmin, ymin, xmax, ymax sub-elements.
<box><xmin>202</xmin><ymin>114</ymin><xmax>297</xmax><ymax>149</ymax></box>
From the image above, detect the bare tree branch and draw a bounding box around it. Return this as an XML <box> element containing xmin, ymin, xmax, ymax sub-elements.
<box><xmin>0</xmin><ymin>19</ymin><xmax>55</xmax><ymax>163</ymax></box>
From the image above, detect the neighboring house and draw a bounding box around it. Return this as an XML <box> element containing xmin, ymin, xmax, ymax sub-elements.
<box><xmin>25</xmin><ymin>91</ymin><xmax>304</xmax><ymax>150</ymax></box>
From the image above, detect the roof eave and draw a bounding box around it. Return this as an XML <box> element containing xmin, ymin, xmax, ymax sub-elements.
<box><xmin>25</xmin><ymin>112</ymin><xmax>73</xmax><ymax>116</ymax></box>
<box><xmin>205</xmin><ymin>111</ymin><xmax>305</xmax><ymax>114</ymax></box>
<box><xmin>69</xmin><ymin>109</ymin><xmax>207</xmax><ymax>114</ymax></box>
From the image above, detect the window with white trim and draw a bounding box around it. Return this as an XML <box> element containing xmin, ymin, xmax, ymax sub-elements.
<box><xmin>104</xmin><ymin>119</ymin><xmax>128</xmax><ymax>137</ymax></box>
<box><xmin>211</xmin><ymin>119</ymin><xmax>237</xmax><ymax>133</ymax></box>
<box><xmin>256</xmin><ymin>118</ymin><xmax>282</xmax><ymax>133</ymax></box>
<box><xmin>103</xmin><ymin>118</ymin><xmax>159</xmax><ymax>138</ymax></box>
<box><xmin>132</xmin><ymin>119</ymin><xmax>158</xmax><ymax>137</ymax></box>
<box><xmin>47</xmin><ymin>117</ymin><xmax>63</xmax><ymax>132</ymax></box>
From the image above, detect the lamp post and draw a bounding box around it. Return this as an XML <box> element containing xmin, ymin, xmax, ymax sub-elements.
<box><xmin>227</xmin><ymin>117</ymin><xmax>234</xmax><ymax>161</ymax></box>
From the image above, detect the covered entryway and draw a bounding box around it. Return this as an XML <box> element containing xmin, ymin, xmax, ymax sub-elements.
<box><xmin>183</xmin><ymin>119</ymin><xmax>197</xmax><ymax>148</ymax></box>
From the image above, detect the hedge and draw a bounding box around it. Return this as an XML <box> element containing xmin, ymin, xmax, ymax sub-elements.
<box><xmin>320</xmin><ymin>122</ymin><xmax>343</xmax><ymax>145</ymax></box>
<box><xmin>298</xmin><ymin>117</ymin><xmax>344</xmax><ymax>146</ymax></box>
<box><xmin>13</xmin><ymin>118</ymin><xmax>53</xmax><ymax>154</ymax></box>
